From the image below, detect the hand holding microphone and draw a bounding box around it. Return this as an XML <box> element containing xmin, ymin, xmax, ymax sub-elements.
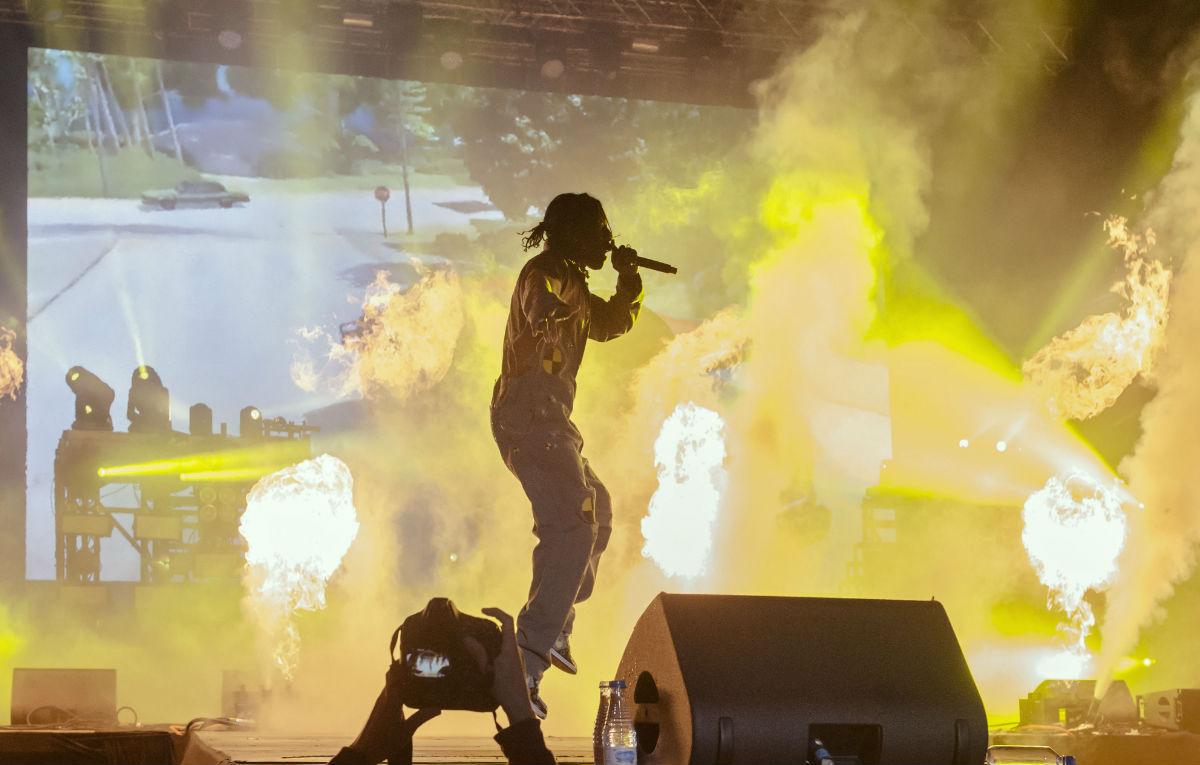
<box><xmin>610</xmin><ymin>244</ymin><xmax>678</xmax><ymax>275</ymax></box>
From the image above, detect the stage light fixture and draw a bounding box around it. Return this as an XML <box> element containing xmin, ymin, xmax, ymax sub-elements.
<box><xmin>538</xmin><ymin>46</ymin><xmax>566</xmax><ymax>80</ymax></box>
<box><xmin>190</xmin><ymin>403</ymin><xmax>213</xmax><ymax>436</ymax></box>
<box><xmin>342</xmin><ymin>12</ymin><xmax>374</xmax><ymax>28</ymax></box>
<box><xmin>25</xmin><ymin>0</ymin><xmax>67</xmax><ymax>24</ymax></box>
<box><xmin>433</xmin><ymin>19</ymin><xmax>471</xmax><ymax>75</ymax></box>
<box><xmin>541</xmin><ymin>58</ymin><xmax>564</xmax><ymax>79</ymax></box>
<box><xmin>385</xmin><ymin>1</ymin><xmax>422</xmax><ymax>52</ymax></box>
<box><xmin>127</xmin><ymin>365</ymin><xmax>171</xmax><ymax>433</ymax></box>
<box><xmin>240</xmin><ymin>405</ymin><xmax>262</xmax><ymax>438</ymax></box>
<box><xmin>217</xmin><ymin>28</ymin><xmax>242</xmax><ymax>49</ymax></box>
<box><xmin>65</xmin><ymin>366</ymin><xmax>114</xmax><ymax>431</ymax></box>
<box><xmin>588</xmin><ymin>21</ymin><xmax>623</xmax><ymax>80</ymax></box>
<box><xmin>684</xmin><ymin>28</ymin><xmax>725</xmax><ymax>60</ymax></box>
<box><xmin>210</xmin><ymin>0</ymin><xmax>249</xmax><ymax>51</ymax></box>
<box><xmin>147</xmin><ymin>0</ymin><xmax>190</xmax><ymax>41</ymax></box>
<box><xmin>269</xmin><ymin>0</ymin><xmax>317</xmax><ymax>48</ymax></box>
<box><xmin>630</xmin><ymin>38</ymin><xmax>660</xmax><ymax>54</ymax></box>
<box><xmin>29</xmin><ymin>0</ymin><xmax>63</xmax><ymax>23</ymax></box>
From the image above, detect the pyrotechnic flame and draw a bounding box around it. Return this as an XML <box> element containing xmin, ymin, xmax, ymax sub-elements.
<box><xmin>290</xmin><ymin>325</ymin><xmax>361</xmax><ymax>399</ymax></box>
<box><xmin>642</xmin><ymin>402</ymin><xmax>727</xmax><ymax>578</ymax></box>
<box><xmin>0</xmin><ymin>327</ymin><xmax>23</xmax><ymax>401</ymax></box>
<box><xmin>290</xmin><ymin>269</ymin><xmax>465</xmax><ymax>401</ymax></box>
<box><xmin>1023</xmin><ymin>215</ymin><xmax>1171</xmax><ymax>421</ymax></box>
<box><xmin>1022</xmin><ymin>470</ymin><xmax>1129</xmax><ymax>673</ymax></box>
<box><xmin>241</xmin><ymin>454</ymin><xmax>359</xmax><ymax>681</ymax></box>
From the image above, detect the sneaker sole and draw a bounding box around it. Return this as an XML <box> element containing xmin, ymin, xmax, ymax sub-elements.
<box><xmin>549</xmin><ymin>648</ymin><xmax>577</xmax><ymax>675</ymax></box>
<box><xmin>530</xmin><ymin>697</ymin><xmax>548</xmax><ymax>720</ymax></box>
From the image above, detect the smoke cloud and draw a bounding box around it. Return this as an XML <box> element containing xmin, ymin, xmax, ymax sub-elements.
<box><xmin>1099</xmin><ymin>68</ymin><xmax>1200</xmax><ymax>683</ymax></box>
<box><xmin>239</xmin><ymin>0</ymin><xmax>1091</xmax><ymax>736</ymax></box>
<box><xmin>8</xmin><ymin>0</ymin><xmax>1128</xmax><ymax>740</ymax></box>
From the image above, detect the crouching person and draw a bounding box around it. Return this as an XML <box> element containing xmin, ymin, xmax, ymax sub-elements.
<box><xmin>330</xmin><ymin>606</ymin><xmax>555</xmax><ymax>765</ymax></box>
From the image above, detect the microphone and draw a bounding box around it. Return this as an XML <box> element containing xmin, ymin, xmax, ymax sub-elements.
<box><xmin>611</xmin><ymin>245</ymin><xmax>678</xmax><ymax>275</ymax></box>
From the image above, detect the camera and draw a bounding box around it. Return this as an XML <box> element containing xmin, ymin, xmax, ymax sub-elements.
<box><xmin>389</xmin><ymin>597</ymin><xmax>502</xmax><ymax>712</ymax></box>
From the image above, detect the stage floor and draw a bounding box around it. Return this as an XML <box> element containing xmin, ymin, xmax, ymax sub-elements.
<box><xmin>196</xmin><ymin>730</ymin><xmax>593</xmax><ymax>764</ymax></box>
<box><xmin>196</xmin><ymin>729</ymin><xmax>1200</xmax><ymax>765</ymax></box>
<box><xmin>1</xmin><ymin>726</ymin><xmax>1196</xmax><ymax>764</ymax></box>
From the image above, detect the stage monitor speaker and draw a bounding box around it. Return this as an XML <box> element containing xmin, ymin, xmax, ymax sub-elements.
<box><xmin>615</xmin><ymin>593</ymin><xmax>986</xmax><ymax>765</ymax></box>
<box><xmin>10</xmin><ymin>668</ymin><xmax>117</xmax><ymax>726</ymax></box>
<box><xmin>1140</xmin><ymin>688</ymin><xmax>1200</xmax><ymax>733</ymax></box>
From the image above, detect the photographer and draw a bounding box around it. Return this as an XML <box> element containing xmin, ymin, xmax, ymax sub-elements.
<box><xmin>329</xmin><ymin>607</ymin><xmax>555</xmax><ymax>765</ymax></box>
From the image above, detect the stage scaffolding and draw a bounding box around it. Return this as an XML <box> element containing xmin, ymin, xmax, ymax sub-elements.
<box><xmin>53</xmin><ymin>428</ymin><xmax>311</xmax><ymax>584</ymax></box>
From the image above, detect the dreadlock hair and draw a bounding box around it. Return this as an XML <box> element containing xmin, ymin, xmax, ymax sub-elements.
<box><xmin>520</xmin><ymin>193</ymin><xmax>608</xmax><ymax>251</ymax></box>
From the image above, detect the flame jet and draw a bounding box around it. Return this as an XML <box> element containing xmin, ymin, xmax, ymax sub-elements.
<box><xmin>642</xmin><ymin>402</ymin><xmax>728</xmax><ymax>579</ymax></box>
<box><xmin>0</xmin><ymin>327</ymin><xmax>22</xmax><ymax>401</ymax></box>
<box><xmin>1023</xmin><ymin>216</ymin><xmax>1171</xmax><ymax>422</ymax></box>
<box><xmin>1022</xmin><ymin>470</ymin><xmax>1131</xmax><ymax>678</ymax></box>
<box><xmin>241</xmin><ymin>454</ymin><xmax>360</xmax><ymax>682</ymax></box>
<box><xmin>291</xmin><ymin>269</ymin><xmax>465</xmax><ymax>401</ymax></box>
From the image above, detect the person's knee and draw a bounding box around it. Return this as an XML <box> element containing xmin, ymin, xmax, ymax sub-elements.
<box><xmin>592</xmin><ymin>523</ymin><xmax>612</xmax><ymax>555</ymax></box>
<box><xmin>531</xmin><ymin>489</ymin><xmax>599</xmax><ymax>534</ymax></box>
<box><xmin>589</xmin><ymin>474</ymin><xmax>613</xmax><ymax>526</ymax></box>
<box><xmin>567</xmin><ymin>518</ymin><xmax>597</xmax><ymax>548</ymax></box>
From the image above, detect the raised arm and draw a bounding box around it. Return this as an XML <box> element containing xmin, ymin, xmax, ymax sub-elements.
<box><xmin>588</xmin><ymin>269</ymin><xmax>643</xmax><ymax>342</ymax></box>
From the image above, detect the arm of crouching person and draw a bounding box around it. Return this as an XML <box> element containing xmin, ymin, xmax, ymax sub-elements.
<box><xmin>328</xmin><ymin>675</ymin><xmax>440</xmax><ymax>765</ymax></box>
<box><xmin>482</xmin><ymin>607</ymin><xmax>557</xmax><ymax>765</ymax></box>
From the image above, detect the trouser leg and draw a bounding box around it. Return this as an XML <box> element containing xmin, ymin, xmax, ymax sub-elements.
<box><xmin>505</xmin><ymin>432</ymin><xmax>598</xmax><ymax>684</ymax></box>
<box><xmin>560</xmin><ymin>459</ymin><xmax>612</xmax><ymax>639</ymax></box>
<box><xmin>520</xmin><ymin>523</ymin><xmax>595</xmax><ymax>681</ymax></box>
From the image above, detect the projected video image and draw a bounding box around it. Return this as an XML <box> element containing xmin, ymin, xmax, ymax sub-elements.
<box><xmin>25</xmin><ymin>48</ymin><xmax>754</xmax><ymax>582</ymax></box>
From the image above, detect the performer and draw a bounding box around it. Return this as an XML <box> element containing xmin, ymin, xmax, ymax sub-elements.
<box><xmin>490</xmin><ymin>192</ymin><xmax>643</xmax><ymax>719</ymax></box>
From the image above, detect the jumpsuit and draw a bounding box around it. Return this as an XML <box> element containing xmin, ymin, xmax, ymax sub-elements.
<box><xmin>490</xmin><ymin>248</ymin><xmax>643</xmax><ymax>682</ymax></box>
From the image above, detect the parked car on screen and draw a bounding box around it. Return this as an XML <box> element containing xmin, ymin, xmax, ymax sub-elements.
<box><xmin>141</xmin><ymin>180</ymin><xmax>250</xmax><ymax>210</ymax></box>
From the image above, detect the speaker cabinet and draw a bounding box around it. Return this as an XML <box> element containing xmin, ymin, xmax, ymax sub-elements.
<box><xmin>1140</xmin><ymin>689</ymin><xmax>1200</xmax><ymax>733</ymax></box>
<box><xmin>615</xmin><ymin>593</ymin><xmax>986</xmax><ymax>764</ymax></box>
<box><xmin>10</xmin><ymin>668</ymin><xmax>116</xmax><ymax>726</ymax></box>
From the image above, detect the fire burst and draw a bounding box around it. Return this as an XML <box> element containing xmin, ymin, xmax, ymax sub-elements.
<box><xmin>241</xmin><ymin>454</ymin><xmax>359</xmax><ymax>681</ymax></box>
<box><xmin>291</xmin><ymin>269</ymin><xmax>465</xmax><ymax>400</ymax></box>
<box><xmin>1022</xmin><ymin>470</ymin><xmax>1129</xmax><ymax>674</ymax></box>
<box><xmin>1023</xmin><ymin>215</ymin><xmax>1170</xmax><ymax>421</ymax></box>
<box><xmin>0</xmin><ymin>327</ymin><xmax>23</xmax><ymax>401</ymax></box>
<box><xmin>642</xmin><ymin>403</ymin><xmax>727</xmax><ymax>578</ymax></box>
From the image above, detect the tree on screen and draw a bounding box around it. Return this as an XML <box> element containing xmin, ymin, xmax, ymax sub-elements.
<box><xmin>27</xmin><ymin>49</ymin><xmax>73</xmax><ymax>153</ymax></box>
<box><xmin>381</xmin><ymin>81</ymin><xmax>434</xmax><ymax>234</ymax></box>
<box><xmin>454</xmin><ymin>89</ymin><xmax>639</xmax><ymax>219</ymax></box>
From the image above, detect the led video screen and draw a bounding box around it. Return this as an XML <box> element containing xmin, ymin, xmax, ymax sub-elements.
<box><xmin>25</xmin><ymin>48</ymin><xmax>755</xmax><ymax>582</ymax></box>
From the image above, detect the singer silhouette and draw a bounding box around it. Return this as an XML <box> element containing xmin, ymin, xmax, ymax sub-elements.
<box><xmin>489</xmin><ymin>193</ymin><xmax>644</xmax><ymax>720</ymax></box>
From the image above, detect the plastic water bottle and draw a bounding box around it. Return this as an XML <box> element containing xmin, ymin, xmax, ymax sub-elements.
<box><xmin>593</xmin><ymin>682</ymin><xmax>615</xmax><ymax>765</ymax></box>
<box><xmin>600</xmin><ymin>680</ymin><xmax>637</xmax><ymax>765</ymax></box>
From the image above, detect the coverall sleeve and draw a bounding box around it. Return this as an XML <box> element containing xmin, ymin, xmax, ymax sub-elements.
<box><xmin>588</xmin><ymin>270</ymin><xmax>644</xmax><ymax>342</ymax></box>
<box><xmin>518</xmin><ymin>261</ymin><xmax>572</xmax><ymax>330</ymax></box>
